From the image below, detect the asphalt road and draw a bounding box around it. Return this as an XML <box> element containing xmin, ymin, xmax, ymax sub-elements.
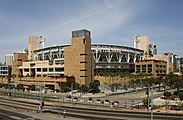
<box><xmin>91</xmin><ymin>87</ymin><xmax>166</xmax><ymax>107</ymax></box>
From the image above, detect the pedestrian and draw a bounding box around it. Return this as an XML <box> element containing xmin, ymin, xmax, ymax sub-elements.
<box><xmin>63</xmin><ymin>110</ymin><xmax>66</xmax><ymax>118</ymax></box>
<box><xmin>37</xmin><ymin>106</ymin><xmax>40</xmax><ymax>113</ymax></box>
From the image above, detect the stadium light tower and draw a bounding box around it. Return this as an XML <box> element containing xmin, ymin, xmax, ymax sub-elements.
<box><xmin>133</xmin><ymin>35</ymin><xmax>139</xmax><ymax>48</ymax></box>
<box><xmin>39</xmin><ymin>35</ymin><xmax>45</xmax><ymax>49</ymax></box>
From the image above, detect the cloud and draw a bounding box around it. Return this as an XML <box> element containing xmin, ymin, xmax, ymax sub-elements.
<box><xmin>38</xmin><ymin>0</ymin><xmax>135</xmax><ymax>45</ymax></box>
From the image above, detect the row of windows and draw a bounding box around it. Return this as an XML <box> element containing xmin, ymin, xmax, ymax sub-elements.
<box><xmin>0</xmin><ymin>71</ymin><xmax>8</xmax><ymax>74</ymax></box>
<box><xmin>136</xmin><ymin>64</ymin><xmax>166</xmax><ymax>70</ymax></box>
<box><xmin>156</xmin><ymin>64</ymin><xmax>166</xmax><ymax>68</ymax></box>
<box><xmin>24</xmin><ymin>68</ymin><xmax>64</xmax><ymax>72</ymax></box>
<box><xmin>156</xmin><ymin>70</ymin><xmax>166</xmax><ymax>73</ymax></box>
<box><xmin>136</xmin><ymin>64</ymin><xmax>152</xmax><ymax>68</ymax></box>
<box><xmin>0</xmin><ymin>67</ymin><xmax>8</xmax><ymax>70</ymax></box>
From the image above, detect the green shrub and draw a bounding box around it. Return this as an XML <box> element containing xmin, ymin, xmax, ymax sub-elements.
<box><xmin>163</xmin><ymin>91</ymin><xmax>172</xmax><ymax>97</ymax></box>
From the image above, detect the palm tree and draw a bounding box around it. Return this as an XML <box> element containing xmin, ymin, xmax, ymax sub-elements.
<box><xmin>119</xmin><ymin>72</ymin><xmax>125</xmax><ymax>88</ymax></box>
<box><xmin>155</xmin><ymin>76</ymin><xmax>163</xmax><ymax>91</ymax></box>
<box><xmin>11</xmin><ymin>74</ymin><xmax>16</xmax><ymax>84</ymax></box>
<box><xmin>18</xmin><ymin>74</ymin><xmax>23</xmax><ymax>81</ymax></box>
<box><xmin>0</xmin><ymin>76</ymin><xmax>4</xmax><ymax>84</ymax></box>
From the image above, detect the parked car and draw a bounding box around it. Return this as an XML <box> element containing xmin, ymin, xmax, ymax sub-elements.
<box><xmin>73</xmin><ymin>97</ymin><xmax>78</xmax><ymax>102</ymax></box>
<box><xmin>113</xmin><ymin>101</ymin><xmax>119</xmax><ymax>106</ymax></box>
<box><xmin>104</xmin><ymin>99</ymin><xmax>110</xmax><ymax>104</ymax></box>
<box><xmin>96</xmin><ymin>99</ymin><xmax>101</xmax><ymax>104</ymax></box>
<box><xmin>88</xmin><ymin>97</ymin><xmax>93</xmax><ymax>103</ymax></box>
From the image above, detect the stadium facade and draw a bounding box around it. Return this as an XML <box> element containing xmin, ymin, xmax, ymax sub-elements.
<box><xmin>10</xmin><ymin>29</ymin><xmax>144</xmax><ymax>88</ymax></box>
<box><xmin>33</xmin><ymin>44</ymin><xmax>144</xmax><ymax>75</ymax></box>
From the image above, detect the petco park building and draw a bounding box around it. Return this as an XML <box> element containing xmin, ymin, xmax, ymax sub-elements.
<box><xmin>34</xmin><ymin>44</ymin><xmax>144</xmax><ymax>75</ymax></box>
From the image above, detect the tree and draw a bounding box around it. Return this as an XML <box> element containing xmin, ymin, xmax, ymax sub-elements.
<box><xmin>29</xmin><ymin>85</ymin><xmax>36</xmax><ymax>91</ymax></box>
<box><xmin>16</xmin><ymin>84</ymin><xmax>24</xmax><ymax>91</ymax></box>
<box><xmin>178</xmin><ymin>92</ymin><xmax>183</xmax><ymax>101</ymax></box>
<box><xmin>155</xmin><ymin>76</ymin><xmax>163</xmax><ymax>91</ymax></box>
<box><xmin>163</xmin><ymin>91</ymin><xmax>172</xmax><ymax>98</ymax></box>
<box><xmin>110</xmin><ymin>83</ymin><xmax>120</xmax><ymax>92</ymax></box>
<box><xmin>89</xmin><ymin>80</ymin><xmax>100</xmax><ymax>93</ymax></box>
<box><xmin>80</xmin><ymin>84</ymin><xmax>88</xmax><ymax>93</ymax></box>
<box><xmin>142</xmin><ymin>98</ymin><xmax>151</xmax><ymax>110</ymax></box>
<box><xmin>11</xmin><ymin>74</ymin><xmax>16</xmax><ymax>83</ymax></box>
<box><xmin>0</xmin><ymin>76</ymin><xmax>5</xmax><ymax>87</ymax></box>
<box><xmin>18</xmin><ymin>74</ymin><xmax>23</xmax><ymax>80</ymax></box>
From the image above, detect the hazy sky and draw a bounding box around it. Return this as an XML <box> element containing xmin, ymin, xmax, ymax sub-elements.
<box><xmin>0</xmin><ymin>0</ymin><xmax>183</xmax><ymax>62</ymax></box>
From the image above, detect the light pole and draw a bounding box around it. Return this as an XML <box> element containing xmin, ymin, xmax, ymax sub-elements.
<box><xmin>71</xmin><ymin>82</ymin><xmax>73</xmax><ymax>105</ymax></box>
<box><xmin>8</xmin><ymin>66</ymin><xmax>11</xmax><ymax>97</ymax></box>
<box><xmin>147</xmin><ymin>84</ymin><xmax>150</xmax><ymax>111</ymax></box>
<box><xmin>150</xmin><ymin>85</ymin><xmax>153</xmax><ymax>120</ymax></box>
<box><xmin>40</xmin><ymin>86</ymin><xmax>43</xmax><ymax>112</ymax></box>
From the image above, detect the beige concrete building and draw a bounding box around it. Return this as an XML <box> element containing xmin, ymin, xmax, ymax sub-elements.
<box><xmin>18</xmin><ymin>59</ymin><xmax>64</xmax><ymax>77</ymax></box>
<box><xmin>135</xmin><ymin>59</ymin><xmax>167</xmax><ymax>77</ymax></box>
<box><xmin>150</xmin><ymin>54</ymin><xmax>173</xmax><ymax>74</ymax></box>
<box><xmin>12</xmin><ymin>52</ymin><xmax>28</xmax><ymax>75</ymax></box>
<box><xmin>28</xmin><ymin>36</ymin><xmax>45</xmax><ymax>60</ymax></box>
<box><xmin>13</xmin><ymin>29</ymin><xmax>94</xmax><ymax>89</ymax></box>
<box><xmin>133</xmin><ymin>35</ymin><xmax>149</xmax><ymax>58</ymax></box>
<box><xmin>64</xmin><ymin>29</ymin><xmax>94</xmax><ymax>86</ymax></box>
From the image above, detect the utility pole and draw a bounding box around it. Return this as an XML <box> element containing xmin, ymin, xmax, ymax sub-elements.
<box><xmin>40</xmin><ymin>86</ymin><xmax>43</xmax><ymax>112</ymax></box>
<box><xmin>8</xmin><ymin>66</ymin><xmax>11</xmax><ymax>97</ymax></box>
<box><xmin>147</xmin><ymin>84</ymin><xmax>150</xmax><ymax>111</ymax></box>
<box><xmin>150</xmin><ymin>85</ymin><xmax>153</xmax><ymax>120</ymax></box>
<box><xmin>71</xmin><ymin>82</ymin><xmax>73</xmax><ymax>105</ymax></box>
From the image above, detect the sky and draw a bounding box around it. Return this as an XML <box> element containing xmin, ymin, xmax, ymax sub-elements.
<box><xmin>0</xmin><ymin>0</ymin><xmax>183</xmax><ymax>62</ymax></box>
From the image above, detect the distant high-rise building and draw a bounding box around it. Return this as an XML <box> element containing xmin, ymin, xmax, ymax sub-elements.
<box><xmin>164</xmin><ymin>53</ymin><xmax>180</xmax><ymax>72</ymax></box>
<box><xmin>5</xmin><ymin>54</ymin><xmax>14</xmax><ymax>66</ymax></box>
<box><xmin>149</xmin><ymin>44</ymin><xmax>157</xmax><ymax>57</ymax></box>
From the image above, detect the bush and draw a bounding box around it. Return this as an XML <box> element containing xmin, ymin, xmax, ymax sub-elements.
<box><xmin>54</xmin><ymin>89</ymin><xmax>60</xmax><ymax>93</ymax></box>
<box><xmin>163</xmin><ymin>91</ymin><xmax>172</xmax><ymax>97</ymax></box>
<box><xmin>178</xmin><ymin>92</ymin><xmax>183</xmax><ymax>101</ymax></box>
<box><xmin>89</xmin><ymin>80</ymin><xmax>100</xmax><ymax>93</ymax></box>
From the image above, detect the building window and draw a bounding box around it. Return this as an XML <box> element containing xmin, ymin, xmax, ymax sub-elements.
<box><xmin>80</xmin><ymin>61</ymin><xmax>87</xmax><ymax>63</ymax></box>
<box><xmin>42</xmin><ymin>68</ymin><xmax>47</xmax><ymax>72</ymax></box>
<box><xmin>37</xmin><ymin>68</ymin><xmax>41</xmax><ymax>72</ymax></box>
<box><xmin>136</xmin><ymin>65</ymin><xmax>140</xmax><ymax>73</ymax></box>
<box><xmin>147</xmin><ymin>64</ymin><xmax>152</xmax><ymax>73</ymax></box>
<box><xmin>17</xmin><ymin>59</ymin><xmax>22</xmax><ymax>61</ymax></box>
<box><xmin>148</xmin><ymin>68</ymin><xmax>152</xmax><ymax>73</ymax></box>
<box><xmin>30</xmin><ymin>63</ymin><xmax>35</xmax><ymax>67</ymax></box>
<box><xmin>55</xmin><ymin>67</ymin><xmax>64</xmax><ymax>72</ymax></box>
<box><xmin>80</xmin><ymin>53</ymin><xmax>87</xmax><ymax>56</ymax></box>
<box><xmin>83</xmin><ymin>39</ymin><xmax>86</xmax><ymax>44</ymax></box>
<box><xmin>24</xmin><ymin>68</ymin><xmax>29</xmax><ymax>72</ymax></box>
<box><xmin>80</xmin><ymin>69</ymin><xmax>87</xmax><ymax>71</ymax></box>
<box><xmin>148</xmin><ymin>64</ymin><xmax>152</xmax><ymax>68</ymax></box>
<box><xmin>142</xmin><ymin>65</ymin><xmax>146</xmax><ymax>73</ymax></box>
<box><xmin>80</xmin><ymin>76</ymin><xmax>87</xmax><ymax>77</ymax></box>
<box><xmin>49</xmin><ymin>68</ymin><xmax>54</xmax><ymax>72</ymax></box>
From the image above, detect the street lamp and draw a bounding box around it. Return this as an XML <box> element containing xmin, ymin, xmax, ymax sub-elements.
<box><xmin>150</xmin><ymin>85</ymin><xmax>153</xmax><ymax>120</ymax></box>
<box><xmin>39</xmin><ymin>86</ymin><xmax>44</xmax><ymax>112</ymax></box>
<box><xmin>71</xmin><ymin>82</ymin><xmax>73</xmax><ymax>105</ymax></box>
<box><xmin>8</xmin><ymin>66</ymin><xmax>12</xmax><ymax>97</ymax></box>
